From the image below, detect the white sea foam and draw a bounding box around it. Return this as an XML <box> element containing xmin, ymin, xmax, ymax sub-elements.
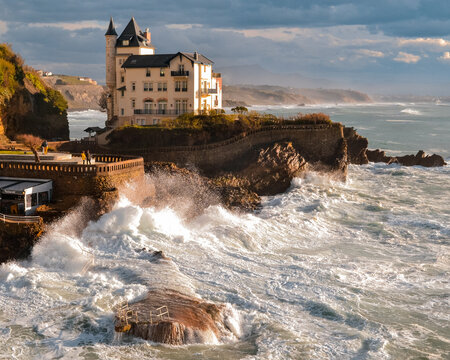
<box><xmin>400</xmin><ymin>108</ymin><xmax>422</xmax><ymax>115</ymax></box>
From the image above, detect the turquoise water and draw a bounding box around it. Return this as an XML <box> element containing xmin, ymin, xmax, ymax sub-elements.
<box><xmin>1</xmin><ymin>106</ymin><xmax>449</xmax><ymax>359</ymax></box>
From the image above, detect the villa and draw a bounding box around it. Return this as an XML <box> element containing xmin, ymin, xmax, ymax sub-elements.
<box><xmin>105</xmin><ymin>17</ymin><xmax>223</xmax><ymax>127</ymax></box>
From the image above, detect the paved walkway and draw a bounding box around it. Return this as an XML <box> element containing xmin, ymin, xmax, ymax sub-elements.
<box><xmin>0</xmin><ymin>152</ymin><xmax>98</xmax><ymax>164</ymax></box>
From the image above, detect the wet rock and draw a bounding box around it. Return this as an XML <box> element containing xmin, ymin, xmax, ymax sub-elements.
<box><xmin>344</xmin><ymin>127</ymin><xmax>369</xmax><ymax>165</ymax></box>
<box><xmin>367</xmin><ymin>149</ymin><xmax>446</xmax><ymax>167</ymax></box>
<box><xmin>236</xmin><ymin>141</ymin><xmax>307</xmax><ymax>195</ymax></box>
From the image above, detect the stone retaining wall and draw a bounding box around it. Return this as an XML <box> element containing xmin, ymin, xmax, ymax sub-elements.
<box><xmin>0</xmin><ymin>155</ymin><xmax>144</xmax><ymax>197</ymax></box>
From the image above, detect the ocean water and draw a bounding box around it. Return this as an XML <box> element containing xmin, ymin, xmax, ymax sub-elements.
<box><xmin>68</xmin><ymin>110</ymin><xmax>106</xmax><ymax>140</ymax></box>
<box><xmin>1</xmin><ymin>104</ymin><xmax>449</xmax><ymax>359</ymax></box>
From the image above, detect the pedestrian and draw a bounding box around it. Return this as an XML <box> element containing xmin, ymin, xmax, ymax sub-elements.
<box><xmin>41</xmin><ymin>140</ymin><xmax>48</xmax><ymax>155</ymax></box>
<box><xmin>81</xmin><ymin>151</ymin><xmax>86</xmax><ymax>165</ymax></box>
<box><xmin>86</xmin><ymin>150</ymin><xmax>92</xmax><ymax>165</ymax></box>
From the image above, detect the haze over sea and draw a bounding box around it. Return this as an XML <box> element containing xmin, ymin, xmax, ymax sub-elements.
<box><xmin>1</xmin><ymin>103</ymin><xmax>448</xmax><ymax>359</ymax></box>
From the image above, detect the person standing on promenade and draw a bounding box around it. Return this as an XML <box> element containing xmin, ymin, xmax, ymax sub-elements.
<box><xmin>41</xmin><ymin>140</ymin><xmax>48</xmax><ymax>155</ymax></box>
<box><xmin>81</xmin><ymin>151</ymin><xmax>86</xmax><ymax>164</ymax></box>
<box><xmin>87</xmin><ymin>150</ymin><xmax>92</xmax><ymax>164</ymax></box>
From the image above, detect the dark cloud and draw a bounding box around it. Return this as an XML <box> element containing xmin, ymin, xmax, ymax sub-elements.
<box><xmin>1</xmin><ymin>0</ymin><xmax>450</xmax><ymax>37</ymax></box>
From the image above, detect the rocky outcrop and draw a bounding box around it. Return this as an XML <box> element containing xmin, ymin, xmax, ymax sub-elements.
<box><xmin>0</xmin><ymin>219</ymin><xmax>45</xmax><ymax>263</ymax></box>
<box><xmin>344</xmin><ymin>127</ymin><xmax>369</xmax><ymax>165</ymax></box>
<box><xmin>233</xmin><ymin>141</ymin><xmax>307</xmax><ymax>195</ymax></box>
<box><xmin>114</xmin><ymin>250</ymin><xmax>240</xmax><ymax>345</ymax></box>
<box><xmin>367</xmin><ymin>149</ymin><xmax>447</xmax><ymax>167</ymax></box>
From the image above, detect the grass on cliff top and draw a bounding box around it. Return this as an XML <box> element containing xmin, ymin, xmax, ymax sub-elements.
<box><xmin>108</xmin><ymin>111</ymin><xmax>335</xmax><ymax>147</ymax></box>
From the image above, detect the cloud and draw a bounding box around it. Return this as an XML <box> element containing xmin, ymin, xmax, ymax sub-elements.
<box><xmin>165</xmin><ymin>24</ymin><xmax>202</xmax><ymax>30</ymax></box>
<box><xmin>438</xmin><ymin>51</ymin><xmax>450</xmax><ymax>61</ymax></box>
<box><xmin>357</xmin><ymin>49</ymin><xmax>385</xmax><ymax>58</ymax></box>
<box><xmin>394</xmin><ymin>52</ymin><xmax>421</xmax><ymax>63</ymax></box>
<box><xmin>29</xmin><ymin>20</ymin><xmax>105</xmax><ymax>31</ymax></box>
<box><xmin>398</xmin><ymin>37</ymin><xmax>450</xmax><ymax>48</ymax></box>
<box><xmin>0</xmin><ymin>21</ymin><xmax>7</xmax><ymax>35</ymax></box>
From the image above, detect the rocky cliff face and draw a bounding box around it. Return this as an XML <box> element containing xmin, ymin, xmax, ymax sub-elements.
<box><xmin>0</xmin><ymin>44</ymin><xmax>69</xmax><ymax>141</ymax></box>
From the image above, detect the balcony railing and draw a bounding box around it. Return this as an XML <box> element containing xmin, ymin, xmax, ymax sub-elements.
<box><xmin>208</xmin><ymin>88</ymin><xmax>218</xmax><ymax>94</ymax></box>
<box><xmin>171</xmin><ymin>70</ymin><xmax>190</xmax><ymax>76</ymax></box>
<box><xmin>134</xmin><ymin>109</ymin><xmax>190</xmax><ymax>115</ymax></box>
<box><xmin>212</xmin><ymin>73</ymin><xmax>221</xmax><ymax>78</ymax></box>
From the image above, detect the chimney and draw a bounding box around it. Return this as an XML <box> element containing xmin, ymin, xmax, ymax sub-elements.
<box><xmin>143</xmin><ymin>28</ymin><xmax>151</xmax><ymax>42</ymax></box>
<box><xmin>194</xmin><ymin>51</ymin><xmax>199</xmax><ymax>60</ymax></box>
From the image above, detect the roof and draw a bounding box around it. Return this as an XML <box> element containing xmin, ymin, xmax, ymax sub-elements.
<box><xmin>116</xmin><ymin>17</ymin><xmax>152</xmax><ymax>48</ymax></box>
<box><xmin>84</xmin><ymin>127</ymin><xmax>103</xmax><ymax>133</ymax></box>
<box><xmin>0</xmin><ymin>177</ymin><xmax>52</xmax><ymax>194</ymax></box>
<box><xmin>122</xmin><ymin>52</ymin><xmax>214</xmax><ymax>69</ymax></box>
<box><xmin>105</xmin><ymin>17</ymin><xmax>117</xmax><ymax>36</ymax></box>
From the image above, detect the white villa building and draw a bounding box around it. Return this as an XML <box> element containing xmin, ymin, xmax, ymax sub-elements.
<box><xmin>105</xmin><ymin>17</ymin><xmax>223</xmax><ymax>127</ymax></box>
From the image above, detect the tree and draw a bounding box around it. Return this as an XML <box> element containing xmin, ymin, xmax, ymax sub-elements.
<box><xmin>231</xmin><ymin>106</ymin><xmax>248</xmax><ymax>114</ymax></box>
<box><xmin>16</xmin><ymin>134</ymin><xmax>43</xmax><ymax>163</ymax></box>
<box><xmin>98</xmin><ymin>89</ymin><xmax>109</xmax><ymax>112</ymax></box>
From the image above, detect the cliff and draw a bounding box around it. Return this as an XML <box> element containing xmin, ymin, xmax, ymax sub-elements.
<box><xmin>44</xmin><ymin>75</ymin><xmax>105</xmax><ymax>110</ymax></box>
<box><xmin>0</xmin><ymin>44</ymin><xmax>69</xmax><ymax>141</ymax></box>
<box><xmin>223</xmin><ymin>85</ymin><xmax>372</xmax><ymax>106</ymax></box>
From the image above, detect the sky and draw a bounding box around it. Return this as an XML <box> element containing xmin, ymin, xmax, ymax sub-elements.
<box><xmin>1</xmin><ymin>0</ymin><xmax>450</xmax><ymax>95</ymax></box>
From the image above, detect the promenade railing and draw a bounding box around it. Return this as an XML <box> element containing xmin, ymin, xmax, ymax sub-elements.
<box><xmin>1</xmin><ymin>213</ymin><xmax>41</xmax><ymax>224</ymax></box>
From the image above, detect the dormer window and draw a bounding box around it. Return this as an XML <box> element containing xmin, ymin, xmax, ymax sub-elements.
<box><xmin>179</xmin><ymin>64</ymin><xmax>184</xmax><ymax>72</ymax></box>
<box><xmin>160</xmin><ymin>68</ymin><xmax>165</xmax><ymax>77</ymax></box>
<box><xmin>122</xmin><ymin>40</ymin><xmax>129</xmax><ymax>46</ymax></box>
<box><xmin>146</xmin><ymin>68</ymin><xmax>151</xmax><ymax>77</ymax></box>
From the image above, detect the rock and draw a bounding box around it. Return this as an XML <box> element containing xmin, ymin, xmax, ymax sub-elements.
<box><xmin>344</xmin><ymin>127</ymin><xmax>369</xmax><ymax>165</ymax></box>
<box><xmin>115</xmin><ymin>290</ymin><xmax>235</xmax><ymax>345</ymax></box>
<box><xmin>209</xmin><ymin>175</ymin><xmax>260</xmax><ymax>211</ymax></box>
<box><xmin>237</xmin><ymin>141</ymin><xmax>307</xmax><ymax>195</ymax></box>
<box><xmin>367</xmin><ymin>149</ymin><xmax>447</xmax><ymax>167</ymax></box>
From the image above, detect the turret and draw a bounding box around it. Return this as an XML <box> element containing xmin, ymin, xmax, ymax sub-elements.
<box><xmin>105</xmin><ymin>17</ymin><xmax>117</xmax><ymax>120</ymax></box>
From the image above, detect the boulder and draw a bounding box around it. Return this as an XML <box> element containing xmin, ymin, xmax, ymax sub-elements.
<box><xmin>367</xmin><ymin>149</ymin><xmax>447</xmax><ymax>167</ymax></box>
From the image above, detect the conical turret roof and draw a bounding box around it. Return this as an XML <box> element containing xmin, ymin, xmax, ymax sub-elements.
<box><xmin>105</xmin><ymin>17</ymin><xmax>117</xmax><ymax>36</ymax></box>
<box><xmin>116</xmin><ymin>17</ymin><xmax>151</xmax><ymax>48</ymax></box>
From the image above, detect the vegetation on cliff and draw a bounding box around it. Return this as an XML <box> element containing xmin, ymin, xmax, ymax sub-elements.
<box><xmin>107</xmin><ymin>111</ymin><xmax>334</xmax><ymax>148</ymax></box>
<box><xmin>0</xmin><ymin>43</ymin><xmax>69</xmax><ymax>141</ymax></box>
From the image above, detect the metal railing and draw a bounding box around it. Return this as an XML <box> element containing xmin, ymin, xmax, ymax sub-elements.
<box><xmin>114</xmin><ymin>301</ymin><xmax>170</xmax><ymax>333</ymax></box>
<box><xmin>171</xmin><ymin>70</ymin><xmax>189</xmax><ymax>76</ymax></box>
<box><xmin>134</xmin><ymin>109</ymin><xmax>190</xmax><ymax>115</ymax></box>
<box><xmin>1</xmin><ymin>212</ymin><xmax>41</xmax><ymax>224</ymax></box>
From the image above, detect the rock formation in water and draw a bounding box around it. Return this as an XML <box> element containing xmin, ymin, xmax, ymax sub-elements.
<box><xmin>367</xmin><ymin>149</ymin><xmax>447</xmax><ymax>167</ymax></box>
<box><xmin>344</xmin><ymin>127</ymin><xmax>369</xmax><ymax>165</ymax></box>
<box><xmin>114</xmin><ymin>251</ymin><xmax>240</xmax><ymax>345</ymax></box>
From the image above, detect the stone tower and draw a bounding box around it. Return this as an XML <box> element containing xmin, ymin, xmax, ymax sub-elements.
<box><xmin>105</xmin><ymin>17</ymin><xmax>117</xmax><ymax>121</ymax></box>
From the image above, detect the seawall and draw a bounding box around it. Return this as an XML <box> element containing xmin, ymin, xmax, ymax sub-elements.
<box><xmin>116</xmin><ymin>124</ymin><xmax>345</xmax><ymax>174</ymax></box>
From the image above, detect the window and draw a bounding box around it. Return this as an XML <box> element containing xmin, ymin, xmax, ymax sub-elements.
<box><xmin>121</xmin><ymin>90</ymin><xmax>124</xmax><ymax>97</ymax></box>
<box><xmin>39</xmin><ymin>192</ymin><xmax>48</xmax><ymax>204</ymax></box>
<box><xmin>158</xmin><ymin>102</ymin><xmax>167</xmax><ymax>114</ymax></box>
<box><xmin>123</xmin><ymin>40</ymin><xmax>129</xmax><ymax>46</ymax></box>
<box><xmin>182</xmin><ymin>80</ymin><xmax>187</xmax><ymax>92</ymax></box>
<box><xmin>144</xmin><ymin>82</ymin><xmax>153</xmax><ymax>91</ymax></box>
<box><xmin>160</xmin><ymin>68</ymin><xmax>165</xmax><ymax>76</ymax></box>
<box><xmin>144</xmin><ymin>101</ymin><xmax>153</xmax><ymax>112</ymax></box>
<box><xmin>182</xmin><ymin>100</ymin><xmax>188</xmax><ymax>112</ymax></box>
<box><xmin>153</xmin><ymin>119</ymin><xmax>159</xmax><ymax>125</ymax></box>
<box><xmin>175</xmin><ymin>81</ymin><xmax>181</xmax><ymax>92</ymax></box>
<box><xmin>121</xmin><ymin>108</ymin><xmax>124</xmax><ymax>115</ymax></box>
<box><xmin>121</xmin><ymin>75</ymin><xmax>124</xmax><ymax>83</ymax></box>
<box><xmin>158</xmin><ymin>82</ymin><xmax>167</xmax><ymax>91</ymax></box>
<box><xmin>131</xmin><ymin>82</ymin><xmax>136</xmax><ymax>91</ymax></box>
<box><xmin>146</xmin><ymin>68</ymin><xmax>151</xmax><ymax>77</ymax></box>
<box><xmin>131</xmin><ymin>99</ymin><xmax>135</xmax><ymax>108</ymax></box>
<box><xmin>179</xmin><ymin>64</ymin><xmax>184</xmax><ymax>72</ymax></box>
<box><xmin>119</xmin><ymin>59</ymin><xmax>123</xmax><ymax>65</ymax></box>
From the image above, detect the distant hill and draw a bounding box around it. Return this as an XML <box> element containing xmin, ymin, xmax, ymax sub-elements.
<box><xmin>223</xmin><ymin>85</ymin><xmax>372</xmax><ymax>106</ymax></box>
<box><xmin>44</xmin><ymin>75</ymin><xmax>105</xmax><ymax>111</ymax></box>
<box><xmin>217</xmin><ymin>64</ymin><xmax>333</xmax><ymax>88</ymax></box>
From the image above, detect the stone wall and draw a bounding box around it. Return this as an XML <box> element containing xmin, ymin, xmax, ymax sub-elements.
<box><xmin>120</xmin><ymin>124</ymin><xmax>344</xmax><ymax>173</ymax></box>
<box><xmin>0</xmin><ymin>155</ymin><xmax>144</xmax><ymax>197</ymax></box>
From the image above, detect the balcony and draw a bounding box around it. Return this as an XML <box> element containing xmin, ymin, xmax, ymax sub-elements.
<box><xmin>134</xmin><ymin>109</ymin><xmax>190</xmax><ymax>115</ymax></box>
<box><xmin>212</xmin><ymin>73</ymin><xmax>221</xmax><ymax>78</ymax></box>
<box><xmin>208</xmin><ymin>88</ymin><xmax>218</xmax><ymax>94</ymax></box>
<box><xmin>171</xmin><ymin>70</ymin><xmax>190</xmax><ymax>76</ymax></box>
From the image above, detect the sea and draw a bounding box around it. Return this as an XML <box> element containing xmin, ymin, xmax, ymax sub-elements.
<box><xmin>0</xmin><ymin>103</ymin><xmax>448</xmax><ymax>359</ymax></box>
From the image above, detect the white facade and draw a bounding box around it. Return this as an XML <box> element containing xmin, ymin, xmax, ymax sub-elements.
<box><xmin>105</xmin><ymin>18</ymin><xmax>222</xmax><ymax>127</ymax></box>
